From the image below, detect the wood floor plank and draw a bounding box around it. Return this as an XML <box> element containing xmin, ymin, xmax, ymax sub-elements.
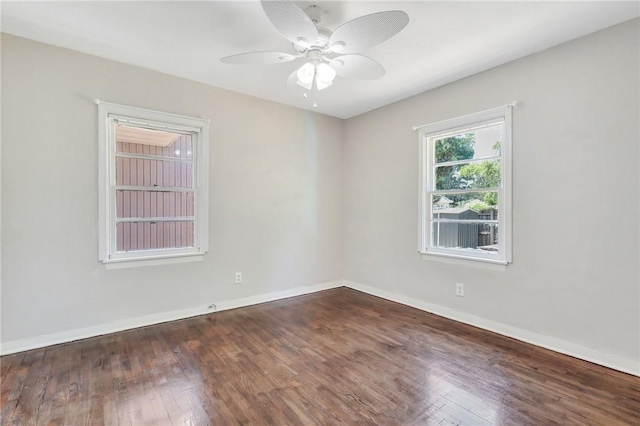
<box><xmin>1</xmin><ymin>288</ymin><xmax>638</xmax><ymax>425</ymax></box>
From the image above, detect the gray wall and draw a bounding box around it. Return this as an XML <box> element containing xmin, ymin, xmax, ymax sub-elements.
<box><xmin>1</xmin><ymin>34</ymin><xmax>344</xmax><ymax>344</ymax></box>
<box><xmin>343</xmin><ymin>20</ymin><xmax>640</xmax><ymax>364</ymax></box>
<box><xmin>2</xmin><ymin>19</ymin><xmax>639</xmax><ymax>371</ymax></box>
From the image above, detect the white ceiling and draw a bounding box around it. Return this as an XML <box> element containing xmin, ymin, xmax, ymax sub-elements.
<box><xmin>2</xmin><ymin>1</ymin><xmax>638</xmax><ymax>119</ymax></box>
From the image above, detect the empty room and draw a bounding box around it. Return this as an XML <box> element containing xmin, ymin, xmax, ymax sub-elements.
<box><xmin>1</xmin><ymin>1</ymin><xmax>639</xmax><ymax>425</ymax></box>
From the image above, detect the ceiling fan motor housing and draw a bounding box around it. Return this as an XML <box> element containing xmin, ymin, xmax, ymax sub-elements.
<box><xmin>293</xmin><ymin>26</ymin><xmax>331</xmax><ymax>52</ymax></box>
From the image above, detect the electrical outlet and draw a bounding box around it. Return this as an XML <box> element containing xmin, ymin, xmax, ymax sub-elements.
<box><xmin>235</xmin><ymin>272</ymin><xmax>242</xmax><ymax>284</ymax></box>
<box><xmin>456</xmin><ymin>283</ymin><xmax>465</xmax><ymax>297</ymax></box>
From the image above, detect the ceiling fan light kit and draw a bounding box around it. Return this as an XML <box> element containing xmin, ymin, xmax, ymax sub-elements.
<box><xmin>315</xmin><ymin>63</ymin><xmax>337</xmax><ymax>90</ymax></box>
<box><xmin>296</xmin><ymin>62</ymin><xmax>315</xmax><ymax>89</ymax></box>
<box><xmin>294</xmin><ymin>48</ymin><xmax>337</xmax><ymax>91</ymax></box>
<box><xmin>220</xmin><ymin>0</ymin><xmax>409</xmax><ymax>95</ymax></box>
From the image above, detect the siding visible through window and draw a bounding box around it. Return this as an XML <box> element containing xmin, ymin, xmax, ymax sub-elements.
<box><xmin>115</xmin><ymin>134</ymin><xmax>194</xmax><ymax>251</ymax></box>
<box><xmin>97</xmin><ymin>100</ymin><xmax>209</xmax><ymax>266</ymax></box>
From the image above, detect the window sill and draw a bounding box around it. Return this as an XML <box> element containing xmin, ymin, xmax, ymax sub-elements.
<box><xmin>420</xmin><ymin>252</ymin><xmax>508</xmax><ymax>271</ymax></box>
<box><xmin>103</xmin><ymin>253</ymin><xmax>204</xmax><ymax>270</ymax></box>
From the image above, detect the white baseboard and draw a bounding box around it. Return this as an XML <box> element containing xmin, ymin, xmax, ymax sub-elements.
<box><xmin>3</xmin><ymin>279</ymin><xmax>638</xmax><ymax>377</ymax></box>
<box><xmin>343</xmin><ymin>280</ymin><xmax>640</xmax><ymax>377</ymax></box>
<box><xmin>0</xmin><ymin>280</ymin><xmax>343</xmax><ymax>356</ymax></box>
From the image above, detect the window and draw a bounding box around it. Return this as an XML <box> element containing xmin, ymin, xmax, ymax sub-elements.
<box><xmin>98</xmin><ymin>101</ymin><xmax>209</xmax><ymax>265</ymax></box>
<box><xmin>418</xmin><ymin>106</ymin><xmax>512</xmax><ymax>264</ymax></box>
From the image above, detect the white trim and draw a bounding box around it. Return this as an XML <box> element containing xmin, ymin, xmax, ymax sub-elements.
<box><xmin>97</xmin><ymin>102</ymin><xmax>210</xmax><ymax>265</ymax></box>
<box><xmin>107</xmin><ymin>246</ymin><xmax>201</xmax><ymax>261</ymax></box>
<box><xmin>115</xmin><ymin>185</ymin><xmax>194</xmax><ymax>193</ymax></box>
<box><xmin>104</xmin><ymin>253</ymin><xmax>204</xmax><ymax>269</ymax></box>
<box><xmin>412</xmin><ymin>101</ymin><xmax>519</xmax><ymax>131</ymax></box>
<box><xmin>421</xmin><ymin>253</ymin><xmax>507</xmax><ymax>269</ymax></box>
<box><xmin>115</xmin><ymin>152</ymin><xmax>193</xmax><ymax>163</ymax></box>
<box><xmin>344</xmin><ymin>280</ymin><xmax>640</xmax><ymax>377</ymax></box>
<box><xmin>432</xmin><ymin>187</ymin><xmax>500</xmax><ymax>195</ymax></box>
<box><xmin>112</xmin><ymin>117</ymin><xmax>201</xmax><ymax>134</ymax></box>
<box><xmin>197</xmin><ymin>116</ymin><xmax>210</xmax><ymax>255</ymax></box>
<box><xmin>116</xmin><ymin>216</ymin><xmax>195</xmax><ymax>223</ymax></box>
<box><xmin>2</xmin><ymin>279</ymin><xmax>637</xmax><ymax>377</ymax></box>
<box><xmin>502</xmin><ymin>107</ymin><xmax>513</xmax><ymax>263</ymax></box>
<box><xmin>0</xmin><ymin>280</ymin><xmax>344</xmax><ymax>356</ymax></box>
<box><xmin>96</xmin><ymin>100</ymin><xmax>209</xmax><ymax>126</ymax></box>
<box><xmin>431</xmin><ymin>219</ymin><xmax>499</xmax><ymax>224</ymax></box>
<box><xmin>418</xmin><ymin>105</ymin><xmax>512</xmax><ymax>265</ymax></box>
<box><xmin>417</xmin><ymin>133</ymin><xmax>427</xmax><ymax>252</ymax></box>
<box><xmin>97</xmin><ymin>103</ymin><xmax>109</xmax><ymax>261</ymax></box>
<box><xmin>436</xmin><ymin>155</ymin><xmax>500</xmax><ymax>167</ymax></box>
<box><xmin>423</xmin><ymin>245</ymin><xmax>502</xmax><ymax>262</ymax></box>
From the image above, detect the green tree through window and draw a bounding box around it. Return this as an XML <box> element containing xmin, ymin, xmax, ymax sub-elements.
<box><xmin>436</xmin><ymin>135</ymin><xmax>501</xmax><ymax>208</ymax></box>
<box><xmin>435</xmin><ymin>133</ymin><xmax>475</xmax><ymax>193</ymax></box>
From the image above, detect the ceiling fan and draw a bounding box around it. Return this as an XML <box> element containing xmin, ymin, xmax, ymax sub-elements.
<box><xmin>221</xmin><ymin>0</ymin><xmax>409</xmax><ymax>91</ymax></box>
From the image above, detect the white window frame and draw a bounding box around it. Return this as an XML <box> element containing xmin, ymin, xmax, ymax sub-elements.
<box><xmin>97</xmin><ymin>101</ymin><xmax>209</xmax><ymax>266</ymax></box>
<box><xmin>418</xmin><ymin>105</ymin><xmax>512</xmax><ymax>265</ymax></box>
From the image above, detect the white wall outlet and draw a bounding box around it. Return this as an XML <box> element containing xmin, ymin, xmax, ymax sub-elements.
<box><xmin>235</xmin><ymin>272</ymin><xmax>242</xmax><ymax>284</ymax></box>
<box><xmin>456</xmin><ymin>283</ymin><xmax>465</xmax><ymax>297</ymax></box>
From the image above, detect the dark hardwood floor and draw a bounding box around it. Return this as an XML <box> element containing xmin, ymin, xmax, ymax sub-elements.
<box><xmin>1</xmin><ymin>288</ymin><xmax>639</xmax><ymax>425</ymax></box>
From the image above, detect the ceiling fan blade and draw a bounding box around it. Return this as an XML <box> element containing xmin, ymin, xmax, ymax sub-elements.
<box><xmin>329</xmin><ymin>55</ymin><xmax>385</xmax><ymax>80</ymax></box>
<box><xmin>328</xmin><ymin>10</ymin><xmax>409</xmax><ymax>54</ymax></box>
<box><xmin>261</xmin><ymin>0</ymin><xmax>319</xmax><ymax>46</ymax></box>
<box><xmin>220</xmin><ymin>51</ymin><xmax>297</xmax><ymax>64</ymax></box>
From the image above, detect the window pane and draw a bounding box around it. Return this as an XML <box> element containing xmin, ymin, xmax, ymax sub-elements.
<box><xmin>432</xmin><ymin>192</ymin><xmax>498</xmax><ymax>218</ymax></box>
<box><xmin>116</xmin><ymin>125</ymin><xmax>193</xmax><ymax>160</ymax></box>
<box><xmin>434</xmin><ymin>123</ymin><xmax>502</xmax><ymax>164</ymax></box>
<box><xmin>116</xmin><ymin>190</ymin><xmax>194</xmax><ymax>219</ymax></box>
<box><xmin>116</xmin><ymin>221</ymin><xmax>195</xmax><ymax>252</ymax></box>
<box><xmin>435</xmin><ymin>159</ymin><xmax>500</xmax><ymax>190</ymax></box>
<box><xmin>432</xmin><ymin>222</ymin><xmax>499</xmax><ymax>253</ymax></box>
<box><xmin>115</xmin><ymin>157</ymin><xmax>193</xmax><ymax>188</ymax></box>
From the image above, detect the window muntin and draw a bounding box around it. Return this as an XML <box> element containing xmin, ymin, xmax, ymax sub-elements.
<box><xmin>98</xmin><ymin>102</ymin><xmax>209</xmax><ymax>264</ymax></box>
<box><xmin>116</xmin><ymin>221</ymin><xmax>195</xmax><ymax>252</ymax></box>
<box><xmin>431</xmin><ymin>192</ymin><xmax>499</xmax><ymax>219</ymax></box>
<box><xmin>434</xmin><ymin>122</ymin><xmax>502</xmax><ymax>163</ymax></box>
<box><xmin>435</xmin><ymin>161</ymin><xmax>501</xmax><ymax>190</ymax></box>
<box><xmin>419</xmin><ymin>107</ymin><xmax>511</xmax><ymax>264</ymax></box>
